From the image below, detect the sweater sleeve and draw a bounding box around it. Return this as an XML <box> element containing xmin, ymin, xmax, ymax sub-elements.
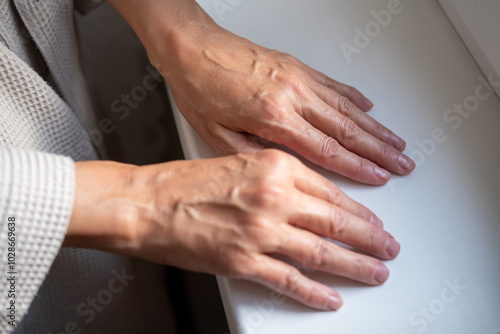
<box><xmin>0</xmin><ymin>145</ymin><xmax>75</xmax><ymax>332</ymax></box>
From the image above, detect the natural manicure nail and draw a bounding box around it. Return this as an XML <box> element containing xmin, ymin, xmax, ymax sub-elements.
<box><xmin>385</xmin><ymin>237</ymin><xmax>401</xmax><ymax>258</ymax></box>
<box><xmin>375</xmin><ymin>166</ymin><xmax>391</xmax><ymax>180</ymax></box>
<box><xmin>375</xmin><ymin>262</ymin><xmax>390</xmax><ymax>284</ymax></box>
<box><xmin>327</xmin><ymin>295</ymin><xmax>342</xmax><ymax>310</ymax></box>
<box><xmin>363</xmin><ymin>97</ymin><xmax>374</xmax><ymax>110</ymax></box>
<box><xmin>398</xmin><ymin>155</ymin><xmax>415</xmax><ymax>172</ymax></box>
<box><xmin>391</xmin><ymin>133</ymin><xmax>406</xmax><ymax>151</ymax></box>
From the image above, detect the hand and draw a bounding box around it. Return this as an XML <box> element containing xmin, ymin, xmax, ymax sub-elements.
<box><xmin>112</xmin><ymin>0</ymin><xmax>416</xmax><ymax>185</ymax></box>
<box><xmin>165</xmin><ymin>29</ymin><xmax>415</xmax><ymax>185</ymax></box>
<box><xmin>67</xmin><ymin>150</ymin><xmax>401</xmax><ymax>310</ymax></box>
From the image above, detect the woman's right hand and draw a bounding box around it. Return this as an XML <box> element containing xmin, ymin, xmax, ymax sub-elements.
<box><xmin>67</xmin><ymin>149</ymin><xmax>400</xmax><ymax>310</ymax></box>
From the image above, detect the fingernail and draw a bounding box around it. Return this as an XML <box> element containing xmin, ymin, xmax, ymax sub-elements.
<box><xmin>362</xmin><ymin>97</ymin><xmax>374</xmax><ymax>110</ymax></box>
<box><xmin>375</xmin><ymin>263</ymin><xmax>389</xmax><ymax>284</ymax></box>
<box><xmin>398</xmin><ymin>155</ymin><xmax>415</xmax><ymax>173</ymax></box>
<box><xmin>390</xmin><ymin>133</ymin><xmax>406</xmax><ymax>151</ymax></box>
<box><xmin>327</xmin><ymin>295</ymin><xmax>342</xmax><ymax>310</ymax></box>
<box><xmin>370</xmin><ymin>215</ymin><xmax>384</xmax><ymax>228</ymax></box>
<box><xmin>386</xmin><ymin>236</ymin><xmax>401</xmax><ymax>258</ymax></box>
<box><xmin>375</xmin><ymin>166</ymin><xmax>391</xmax><ymax>181</ymax></box>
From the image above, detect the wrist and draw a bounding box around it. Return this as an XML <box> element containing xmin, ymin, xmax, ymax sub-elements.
<box><xmin>64</xmin><ymin>161</ymin><xmax>143</xmax><ymax>253</ymax></box>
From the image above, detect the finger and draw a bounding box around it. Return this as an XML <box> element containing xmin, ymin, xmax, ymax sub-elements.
<box><xmin>288</xmin><ymin>160</ymin><xmax>383</xmax><ymax>227</ymax></box>
<box><xmin>287</xmin><ymin>192</ymin><xmax>399</xmax><ymax>259</ymax></box>
<box><xmin>244</xmin><ymin>254</ymin><xmax>343</xmax><ymax>310</ymax></box>
<box><xmin>205</xmin><ymin>125</ymin><xmax>264</xmax><ymax>155</ymax></box>
<box><xmin>301</xmin><ymin>97</ymin><xmax>415</xmax><ymax>175</ymax></box>
<box><xmin>275</xmin><ymin>227</ymin><xmax>391</xmax><ymax>285</ymax></box>
<box><xmin>259</xmin><ymin>117</ymin><xmax>392</xmax><ymax>185</ymax></box>
<box><xmin>295</xmin><ymin>61</ymin><xmax>374</xmax><ymax>112</ymax></box>
<box><xmin>309</xmin><ymin>82</ymin><xmax>407</xmax><ymax>152</ymax></box>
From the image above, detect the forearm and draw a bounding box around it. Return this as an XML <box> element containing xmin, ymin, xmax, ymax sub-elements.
<box><xmin>107</xmin><ymin>0</ymin><xmax>218</xmax><ymax>73</ymax></box>
<box><xmin>64</xmin><ymin>161</ymin><xmax>142</xmax><ymax>253</ymax></box>
<box><xmin>65</xmin><ymin>0</ymin><xmax>210</xmax><ymax>254</ymax></box>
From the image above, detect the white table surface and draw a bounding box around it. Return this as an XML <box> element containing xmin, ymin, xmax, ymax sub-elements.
<box><xmin>438</xmin><ymin>0</ymin><xmax>500</xmax><ymax>100</ymax></box>
<box><xmin>167</xmin><ymin>0</ymin><xmax>500</xmax><ymax>333</ymax></box>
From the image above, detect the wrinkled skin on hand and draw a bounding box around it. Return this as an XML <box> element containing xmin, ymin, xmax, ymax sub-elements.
<box><xmin>155</xmin><ymin>25</ymin><xmax>415</xmax><ymax>185</ymax></box>
<box><xmin>126</xmin><ymin>150</ymin><xmax>400</xmax><ymax>310</ymax></box>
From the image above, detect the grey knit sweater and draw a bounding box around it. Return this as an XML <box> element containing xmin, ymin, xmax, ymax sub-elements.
<box><xmin>0</xmin><ymin>1</ymin><xmax>173</xmax><ymax>333</ymax></box>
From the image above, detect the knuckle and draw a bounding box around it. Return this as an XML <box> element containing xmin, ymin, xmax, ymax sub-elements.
<box><xmin>282</xmin><ymin>73</ymin><xmax>306</xmax><ymax>93</ymax></box>
<box><xmin>258</xmin><ymin>149</ymin><xmax>298</xmax><ymax>175</ymax></box>
<box><xmin>362</xmin><ymin>259</ymin><xmax>379</xmax><ymax>283</ymax></box>
<box><xmin>251</xmin><ymin>176</ymin><xmax>286</xmax><ymax>209</ymax></box>
<box><xmin>281</xmin><ymin>53</ymin><xmax>299</xmax><ymax>65</ymax></box>
<box><xmin>373</xmin><ymin>121</ymin><xmax>385</xmax><ymax>135</ymax></box>
<box><xmin>350</xmin><ymin>158</ymin><xmax>366</xmax><ymax>178</ymax></box>
<box><xmin>318</xmin><ymin>137</ymin><xmax>342</xmax><ymax>161</ymax></box>
<box><xmin>307</xmin><ymin>239</ymin><xmax>330</xmax><ymax>268</ymax></box>
<box><xmin>356</xmin><ymin>205</ymin><xmax>372</xmax><ymax>222</ymax></box>
<box><xmin>365</xmin><ymin>227</ymin><xmax>383</xmax><ymax>254</ymax></box>
<box><xmin>303</xmin><ymin>290</ymin><xmax>316</xmax><ymax>306</ymax></box>
<box><xmin>258</xmin><ymin>149</ymin><xmax>292</xmax><ymax>166</ymax></box>
<box><xmin>352</xmin><ymin>256</ymin><xmax>374</xmax><ymax>279</ymax></box>
<box><xmin>340</xmin><ymin>118</ymin><xmax>359</xmax><ymax>142</ymax></box>
<box><xmin>279</xmin><ymin>267</ymin><xmax>302</xmax><ymax>293</ymax></box>
<box><xmin>338</xmin><ymin>96</ymin><xmax>356</xmax><ymax>117</ymax></box>
<box><xmin>329</xmin><ymin>208</ymin><xmax>348</xmax><ymax>236</ymax></box>
<box><xmin>378</xmin><ymin>142</ymin><xmax>393</xmax><ymax>160</ymax></box>
<box><xmin>259</xmin><ymin>95</ymin><xmax>289</xmax><ymax>124</ymax></box>
<box><xmin>327</xmin><ymin>184</ymin><xmax>343</xmax><ymax>205</ymax></box>
<box><xmin>323</xmin><ymin>76</ymin><xmax>338</xmax><ymax>90</ymax></box>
